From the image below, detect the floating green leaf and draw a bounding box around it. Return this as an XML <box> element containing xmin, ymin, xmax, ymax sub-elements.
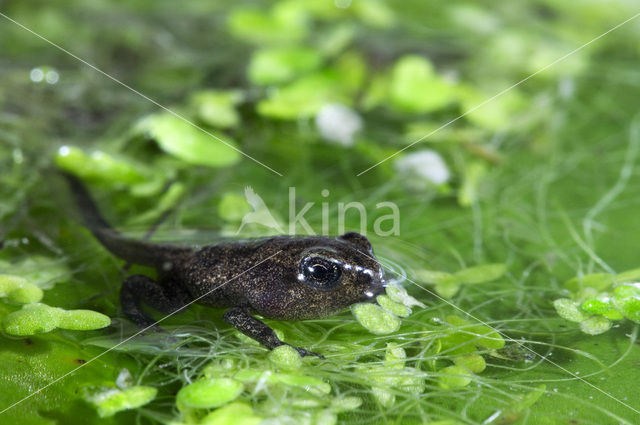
<box><xmin>248</xmin><ymin>46</ymin><xmax>322</xmax><ymax>85</ymax></box>
<box><xmin>384</xmin><ymin>343</ymin><xmax>407</xmax><ymax>369</ymax></box>
<box><xmin>351</xmin><ymin>303</ymin><xmax>401</xmax><ymax>335</ymax></box>
<box><xmin>55</xmin><ymin>145</ymin><xmax>147</xmax><ymax>184</ymax></box>
<box><xmin>268</xmin><ymin>344</ymin><xmax>303</xmax><ymax>369</ymax></box>
<box><xmin>438</xmin><ymin>365</ymin><xmax>472</xmax><ymax>389</ymax></box>
<box><xmin>0</xmin><ymin>274</ymin><xmax>43</xmax><ymax>304</ymax></box>
<box><xmin>579</xmin><ymin>315</ymin><xmax>611</xmax><ymax>335</ymax></box>
<box><xmin>434</xmin><ymin>281</ymin><xmax>462</xmax><ymax>299</ymax></box>
<box><xmin>257</xmin><ymin>72</ymin><xmax>348</xmax><ymax>119</ymax></box>
<box><xmin>228</xmin><ymin>7</ymin><xmax>308</xmax><ymax>45</ymax></box>
<box><xmin>385</xmin><ymin>285</ymin><xmax>426</xmax><ymax>308</ymax></box>
<box><xmin>135</xmin><ymin>113</ymin><xmax>241</xmax><ymax>167</ymax></box>
<box><xmin>453</xmin><ymin>263</ymin><xmax>507</xmax><ymax>284</ymax></box>
<box><xmin>176</xmin><ymin>378</ymin><xmax>244</xmax><ymax>410</ymax></box>
<box><xmin>389</xmin><ymin>55</ymin><xmax>456</xmax><ymax>113</ymax></box>
<box><xmin>2</xmin><ymin>303</ymin><xmax>111</xmax><ymax>336</ymax></box>
<box><xmin>190</xmin><ymin>90</ymin><xmax>242</xmax><ymax>129</ymax></box>
<box><xmin>612</xmin><ymin>284</ymin><xmax>640</xmax><ymax>323</ymax></box>
<box><xmin>563</xmin><ymin>273</ymin><xmax>615</xmax><ymax>293</ymax></box>
<box><xmin>446</xmin><ymin>315</ymin><xmax>505</xmax><ymax>349</ymax></box>
<box><xmin>459</xmin><ymin>86</ymin><xmax>525</xmax><ymax>130</ymax></box>
<box><xmin>271</xmin><ymin>373</ymin><xmax>331</xmax><ymax>394</ymax></box>
<box><xmin>580</xmin><ymin>297</ymin><xmax>623</xmax><ymax>320</ymax></box>
<box><xmin>415</xmin><ymin>269</ymin><xmax>453</xmax><ymax>285</ymax></box>
<box><xmin>376</xmin><ymin>294</ymin><xmax>411</xmax><ymax>317</ymax></box>
<box><xmin>453</xmin><ymin>353</ymin><xmax>486</xmax><ymax>373</ymax></box>
<box><xmin>84</xmin><ymin>386</ymin><xmax>157</xmax><ymax>418</ymax></box>
<box><xmin>2</xmin><ymin>303</ymin><xmax>58</xmax><ymax>335</ymax></box>
<box><xmin>353</xmin><ymin>0</ymin><xmax>395</xmax><ymax>28</ymax></box>
<box><xmin>615</xmin><ymin>268</ymin><xmax>640</xmax><ymax>284</ymax></box>
<box><xmin>331</xmin><ymin>396</ymin><xmax>362</xmax><ymax>412</ymax></box>
<box><xmin>553</xmin><ymin>298</ymin><xmax>590</xmax><ymax>323</ymax></box>
<box><xmin>200</xmin><ymin>402</ymin><xmax>262</xmax><ymax>425</ymax></box>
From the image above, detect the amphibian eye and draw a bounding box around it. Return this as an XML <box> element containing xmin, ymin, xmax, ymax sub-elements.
<box><xmin>300</xmin><ymin>257</ymin><xmax>342</xmax><ymax>290</ymax></box>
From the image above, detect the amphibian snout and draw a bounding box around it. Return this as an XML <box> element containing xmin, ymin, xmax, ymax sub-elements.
<box><xmin>64</xmin><ymin>173</ymin><xmax>385</xmax><ymax>357</ymax></box>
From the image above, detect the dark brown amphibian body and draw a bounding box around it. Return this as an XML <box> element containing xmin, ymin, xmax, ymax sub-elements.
<box><xmin>64</xmin><ymin>174</ymin><xmax>385</xmax><ymax>357</ymax></box>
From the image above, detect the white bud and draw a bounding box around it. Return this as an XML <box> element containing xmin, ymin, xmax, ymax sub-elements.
<box><xmin>315</xmin><ymin>103</ymin><xmax>362</xmax><ymax>147</ymax></box>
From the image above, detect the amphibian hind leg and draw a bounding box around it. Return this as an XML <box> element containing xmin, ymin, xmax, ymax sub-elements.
<box><xmin>223</xmin><ymin>307</ymin><xmax>324</xmax><ymax>359</ymax></box>
<box><xmin>120</xmin><ymin>274</ymin><xmax>186</xmax><ymax>331</ymax></box>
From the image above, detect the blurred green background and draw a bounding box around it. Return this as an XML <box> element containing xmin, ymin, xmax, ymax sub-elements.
<box><xmin>1</xmin><ymin>0</ymin><xmax>640</xmax><ymax>424</ymax></box>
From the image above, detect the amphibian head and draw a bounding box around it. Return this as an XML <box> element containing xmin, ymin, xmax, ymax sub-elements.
<box><xmin>245</xmin><ymin>232</ymin><xmax>385</xmax><ymax>320</ymax></box>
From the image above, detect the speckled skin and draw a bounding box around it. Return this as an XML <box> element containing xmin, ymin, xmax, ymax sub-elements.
<box><xmin>64</xmin><ymin>174</ymin><xmax>385</xmax><ymax>357</ymax></box>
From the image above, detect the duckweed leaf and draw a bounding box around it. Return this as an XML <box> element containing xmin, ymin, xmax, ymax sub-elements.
<box><xmin>389</xmin><ymin>55</ymin><xmax>456</xmax><ymax>113</ymax></box>
<box><xmin>612</xmin><ymin>284</ymin><xmax>640</xmax><ymax>322</ymax></box>
<box><xmin>84</xmin><ymin>386</ymin><xmax>157</xmax><ymax>418</ymax></box>
<box><xmin>453</xmin><ymin>353</ymin><xmax>486</xmax><ymax>373</ymax></box>
<box><xmin>376</xmin><ymin>295</ymin><xmax>411</xmax><ymax>317</ymax></box>
<box><xmin>459</xmin><ymin>86</ymin><xmax>525</xmax><ymax>130</ymax></box>
<box><xmin>553</xmin><ymin>298</ymin><xmax>590</xmax><ymax>323</ymax></box>
<box><xmin>257</xmin><ymin>72</ymin><xmax>348</xmax><ymax>120</ymax></box>
<box><xmin>371</xmin><ymin>387</ymin><xmax>395</xmax><ymax>407</ymax></box>
<box><xmin>57</xmin><ymin>308</ymin><xmax>113</xmax><ymax>330</ymax></box>
<box><xmin>580</xmin><ymin>297</ymin><xmax>623</xmax><ymax>320</ymax></box>
<box><xmin>415</xmin><ymin>269</ymin><xmax>454</xmax><ymax>285</ymax></box>
<box><xmin>453</xmin><ymin>263</ymin><xmax>507</xmax><ymax>285</ymax></box>
<box><xmin>438</xmin><ymin>365</ymin><xmax>472</xmax><ymax>389</ymax></box>
<box><xmin>136</xmin><ymin>113</ymin><xmax>241</xmax><ymax>167</ymax></box>
<box><xmin>55</xmin><ymin>145</ymin><xmax>147</xmax><ymax>184</ymax></box>
<box><xmin>384</xmin><ymin>343</ymin><xmax>406</xmax><ymax>368</ymax></box>
<box><xmin>228</xmin><ymin>7</ymin><xmax>307</xmax><ymax>45</ymax></box>
<box><xmin>2</xmin><ymin>303</ymin><xmax>58</xmax><ymax>335</ymax></box>
<box><xmin>434</xmin><ymin>281</ymin><xmax>462</xmax><ymax>299</ymax></box>
<box><xmin>579</xmin><ymin>315</ymin><xmax>611</xmax><ymax>335</ymax></box>
<box><xmin>614</xmin><ymin>268</ymin><xmax>640</xmax><ymax>284</ymax></box>
<box><xmin>563</xmin><ymin>273</ymin><xmax>615</xmax><ymax>293</ymax></box>
<box><xmin>351</xmin><ymin>303</ymin><xmax>401</xmax><ymax>335</ymax></box>
<box><xmin>2</xmin><ymin>303</ymin><xmax>111</xmax><ymax>336</ymax></box>
<box><xmin>190</xmin><ymin>90</ymin><xmax>242</xmax><ymax>129</ymax></box>
<box><xmin>446</xmin><ymin>315</ymin><xmax>505</xmax><ymax>349</ymax></box>
<box><xmin>268</xmin><ymin>345</ymin><xmax>303</xmax><ymax>369</ymax></box>
<box><xmin>176</xmin><ymin>378</ymin><xmax>244</xmax><ymax>410</ymax></box>
<box><xmin>272</xmin><ymin>373</ymin><xmax>331</xmax><ymax>394</ymax></box>
<box><xmin>353</xmin><ymin>0</ymin><xmax>395</xmax><ymax>28</ymax></box>
<box><xmin>200</xmin><ymin>402</ymin><xmax>262</xmax><ymax>425</ymax></box>
<box><xmin>0</xmin><ymin>274</ymin><xmax>43</xmax><ymax>304</ymax></box>
<box><xmin>330</xmin><ymin>396</ymin><xmax>362</xmax><ymax>412</ymax></box>
<box><xmin>248</xmin><ymin>46</ymin><xmax>322</xmax><ymax>85</ymax></box>
<box><xmin>385</xmin><ymin>285</ymin><xmax>426</xmax><ymax>308</ymax></box>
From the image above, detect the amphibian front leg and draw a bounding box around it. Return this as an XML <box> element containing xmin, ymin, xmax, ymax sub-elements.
<box><xmin>120</xmin><ymin>274</ymin><xmax>187</xmax><ymax>331</ymax></box>
<box><xmin>223</xmin><ymin>307</ymin><xmax>324</xmax><ymax>359</ymax></box>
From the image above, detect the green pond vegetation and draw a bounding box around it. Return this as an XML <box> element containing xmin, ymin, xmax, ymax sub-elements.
<box><xmin>1</xmin><ymin>0</ymin><xmax>640</xmax><ymax>424</ymax></box>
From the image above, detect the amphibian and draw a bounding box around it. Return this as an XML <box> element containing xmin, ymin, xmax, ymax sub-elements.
<box><xmin>64</xmin><ymin>174</ymin><xmax>385</xmax><ymax>357</ymax></box>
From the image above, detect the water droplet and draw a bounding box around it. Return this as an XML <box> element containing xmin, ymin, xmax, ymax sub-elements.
<box><xmin>30</xmin><ymin>68</ymin><xmax>44</xmax><ymax>83</ymax></box>
<box><xmin>45</xmin><ymin>70</ymin><xmax>59</xmax><ymax>84</ymax></box>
